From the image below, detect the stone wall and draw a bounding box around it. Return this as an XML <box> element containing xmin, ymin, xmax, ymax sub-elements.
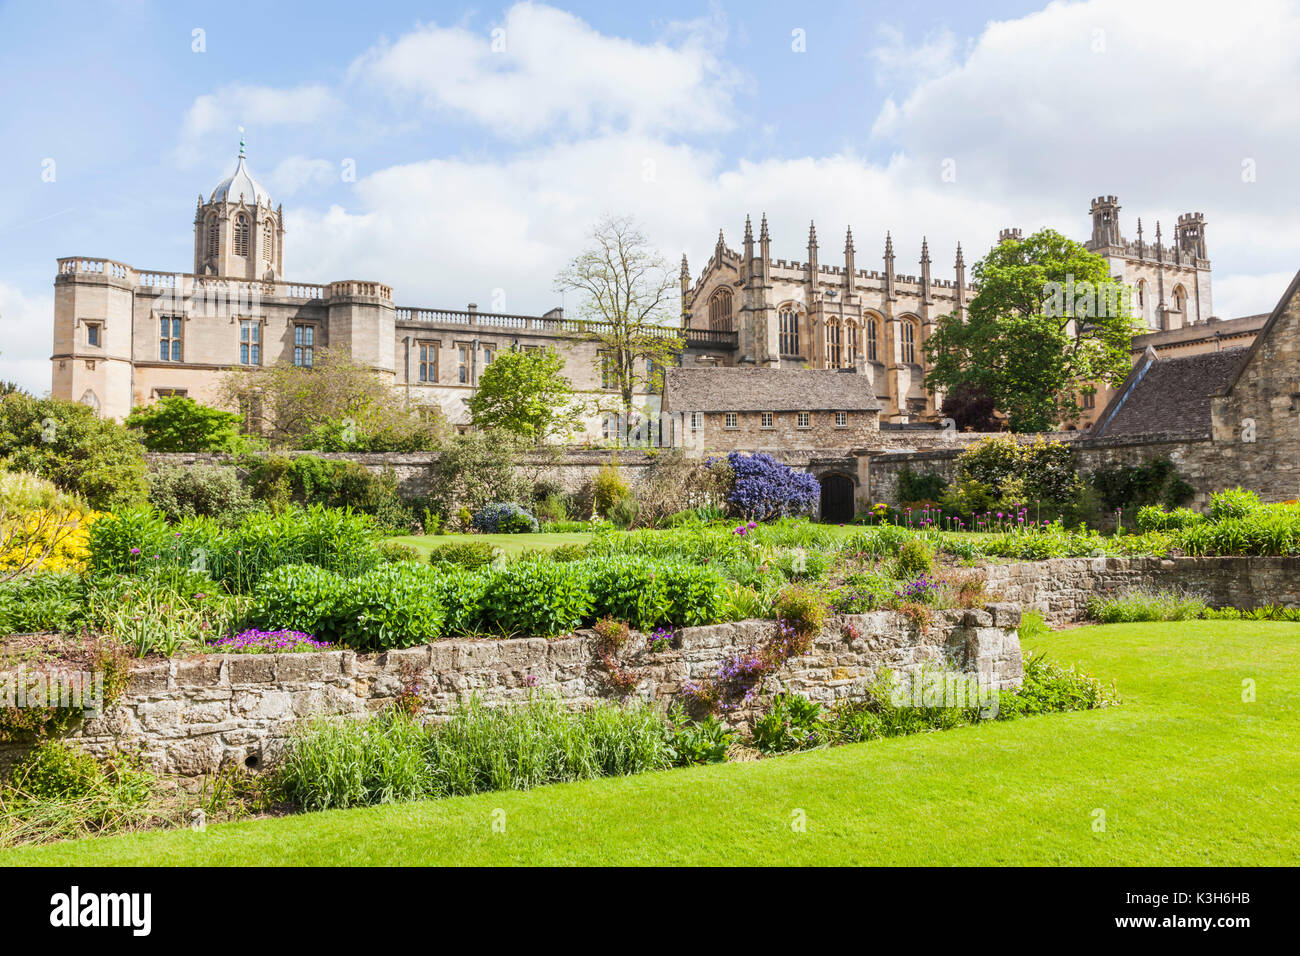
<box><xmin>2</xmin><ymin>609</ymin><xmax>1023</xmax><ymax>782</ymax></box>
<box><xmin>980</xmin><ymin>556</ymin><xmax>1300</xmax><ymax>626</ymax></box>
<box><xmin>866</xmin><ymin>432</ymin><xmax>1246</xmax><ymax>511</ymax></box>
<box><xmin>148</xmin><ymin>447</ymin><xmax>844</xmax><ymax>504</ymax></box>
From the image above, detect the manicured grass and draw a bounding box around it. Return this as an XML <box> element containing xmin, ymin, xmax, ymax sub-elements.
<box><xmin>5</xmin><ymin>620</ymin><xmax>1299</xmax><ymax>865</ymax></box>
<box><xmin>387</xmin><ymin>531</ymin><xmax>593</xmax><ymax>559</ymax></box>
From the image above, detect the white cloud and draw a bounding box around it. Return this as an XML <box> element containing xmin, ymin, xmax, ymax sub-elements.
<box><xmin>1213</xmin><ymin>271</ymin><xmax>1297</xmax><ymax>321</ymax></box>
<box><xmin>268</xmin><ymin>156</ymin><xmax>339</xmax><ymax>196</ymax></box>
<box><xmin>174</xmin><ymin>84</ymin><xmax>341</xmax><ymax>166</ymax></box>
<box><xmin>868</xmin><ymin>25</ymin><xmax>961</xmax><ymax>89</ymax></box>
<box><xmin>351</xmin><ymin>1</ymin><xmax>740</xmax><ymax>139</ymax></box>
<box><xmin>284</xmin><ymin>136</ymin><xmax>1002</xmax><ymax>315</ymax></box>
<box><xmin>0</xmin><ymin>283</ymin><xmax>54</xmax><ymax>395</ymax></box>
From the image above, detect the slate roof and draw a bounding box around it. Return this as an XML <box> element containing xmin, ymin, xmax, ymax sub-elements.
<box><xmin>662</xmin><ymin>367</ymin><xmax>883</xmax><ymax>413</ymax></box>
<box><xmin>1090</xmin><ymin>347</ymin><xmax>1248</xmax><ymax>439</ymax></box>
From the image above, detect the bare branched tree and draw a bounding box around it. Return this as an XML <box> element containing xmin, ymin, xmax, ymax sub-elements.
<box><xmin>554</xmin><ymin>215</ymin><xmax>683</xmax><ymax>414</ymax></box>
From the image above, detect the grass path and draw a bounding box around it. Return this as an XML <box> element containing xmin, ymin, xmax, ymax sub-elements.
<box><xmin>5</xmin><ymin>620</ymin><xmax>1299</xmax><ymax>865</ymax></box>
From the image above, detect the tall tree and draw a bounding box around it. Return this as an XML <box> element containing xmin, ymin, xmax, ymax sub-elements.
<box><xmin>220</xmin><ymin>347</ymin><xmax>446</xmax><ymax>451</ymax></box>
<box><xmin>924</xmin><ymin>229</ymin><xmax>1141</xmax><ymax>432</ymax></box>
<box><xmin>554</xmin><ymin>215</ymin><xmax>683</xmax><ymax>414</ymax></box>
<box><xmin>468</xmin><ymin>346</ymin><xmax>583</xmax><ymax>441</ymax></box>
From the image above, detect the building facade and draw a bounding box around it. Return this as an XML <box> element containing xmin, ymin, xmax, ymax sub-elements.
<box><xmin>685</xmin><ymin>197</ymin><xmax>1221</xmax><ymax>427</ymax></box>
<box><xmin>51</xmin><ymin>150</ymin><xmax>717</xmax><ymax>431</ymax></box>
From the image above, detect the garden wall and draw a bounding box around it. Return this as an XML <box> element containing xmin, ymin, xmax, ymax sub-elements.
<box><xmin>147</xmin><ymin>448</ymin><xmax>831</xmax><ymax>501</ymax></box>
<box><xmin>2</xmin><ymin>609</ymin><xmax>1023</xmax><ymax>783</ymax></box>
<box><xmin>983</xmin><ymin>555</ymin><xmax>1300</xmax><ymax>626</ymax></box>
<box><xmin>865</xmin><ymin>432</ymin><xmax>1254</xmax><ymax>511</ymax></box>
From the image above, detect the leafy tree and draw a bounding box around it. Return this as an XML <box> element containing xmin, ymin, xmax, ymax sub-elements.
<box><xmin>220</xmin><ymin>347</ymin><xmax>447</xmax><ymax>451</ymax></box>
<box><xmin>0</xmin><ymin>394</ymin><xmax>147</xmax><ymax>510</ymax></box>
<box><xmin>924</xmin><ymin>229</ymin><xmax>1140</xmax><ymax>431</ymax></box>
<box><xmin>426</xmin><ymin>431</ymin><xmax>532</xmax><ymax>517</ymax></box>
<box><xmin>555</xmin><ymin>215</ymin><xmax>683</xmax><ymax>414</ymax></box>
<box><xmin>468</xmin><ymin>346</ymin><xmax>583</xmax><ymax>441</ymax></box>
<box><xmin>124</xmin><ymin>396</ymin><xmax>245</xmax><ymax>452</ymax></box>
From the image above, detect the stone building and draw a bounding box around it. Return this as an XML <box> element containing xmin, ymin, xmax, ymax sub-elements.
<box><xmin>686</xmin><ymin>197</ymin><xmax>1222</xmax><ymax>428</ymax></box>
<box><xmin>661</xmin><ymin>366</ymin><xmax>881</xmax><ymax>452</ymax></box>
<box><xmin>51</xmin><ymin>149</ymin><xmax>726</xmax><ymax>431</ymax></box>
<box><xmin>681</xmin><ymin>216</ymin><xmax>972</xmax><ymax>424</ymax></box>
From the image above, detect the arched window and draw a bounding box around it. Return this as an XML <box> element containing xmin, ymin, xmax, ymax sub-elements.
<box><xmin>206</xmin><ymin>216</ymin><xmax>220</xmax><ymax>259</ymax></box>
<box><xmin>262</xmin><ymin>220</ymin><xmax>275</xmax><ymax>263</ymax></box>
<box><xmin>865</xmin><ymin>315</ymin><xmax>879</xmax><ymax>362</ymax></box>
<box><xmin>233</xmin><ymin>214</ymin><xmax>250</xmax><ymax>258</ymax></box>
<box><xmin>826</xmin><ymin>319</ymin><xmax>842</xmax><ymax>369</ymax></box>
<box><xmin>901</xmin><ymin>319</ymin><xmax>918</xmax><ymax>364</ymax></box>
<box><xmin>779</xmin><ymin>307</ymin><xmax>800</xmax><ymax>356</ymax></box>
<box><xmin>845</xmin><ymin>320</ymin><xmax>859</xmax><ymax>364</ymax></box>
<box><xmin>1172</xmin><ymin>285</ymin><xmax>1187</xmax><ymax>320</ymax></box>
<box><xmin>709</xmin><ymin>288</ymin><xmax>733</xmax><ymax>331</ymax></box>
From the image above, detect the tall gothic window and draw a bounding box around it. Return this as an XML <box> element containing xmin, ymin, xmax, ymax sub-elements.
<box><xmin>866</xmin><ymin>316</ymin><xmax>878</xmax><ymax>362</ymax></box>
<box><xmin>901</xmin><ymin>320</ymin><xmax>917</xmax><ymax>364</ymax></box>
<box><xmin>1172</xmin><ymin>286</ymin><xmax>1187</xmax><ymax>321</ymax></box>
<box><xmin>826</xmin><ymin>320</ymin><xmax>842</xmax><ymax>369</ymax></box>
<box><xmin>262</xmin><ymin>221</ymin><xmax>275</xmax><ymax>263</ymax></box>
<box><xmin>779</xmin><ymin>307</ymin><xmax>800</xmax><ymax>355</ymax></box>
<box><xmin>234</xmin><ymin>214</ymin><xmax>250</xmax><ymax>258</ymax></box>
<box><xmin>709</xmin><ymin>288</ymin><xmax>733</xmax><ymax>331</ymax></box>
<box><xmin>206</xmin><ymin>216</ymin><xmax>220</xmax><ymax>259</ymax></box>
<box><xmin>846</xmin><ymin>320</ymin><xmax>859</xmax><ymax>364</ymax></box>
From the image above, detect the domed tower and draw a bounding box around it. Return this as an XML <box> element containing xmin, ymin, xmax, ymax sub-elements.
<box><xmin>192</xmin><ymin>138</ymin><xmax>284</xmax><ymax>280</ymax></box>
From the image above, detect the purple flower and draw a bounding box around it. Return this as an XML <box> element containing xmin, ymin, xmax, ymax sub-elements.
<box><xmin>129</xmin><ymin>547</ymin><xmax>141</xmax><ymax>555</ymax></box>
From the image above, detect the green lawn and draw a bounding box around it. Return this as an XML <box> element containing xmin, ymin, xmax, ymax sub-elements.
<box><xmin>5</xmin><ymin>620</ymin><xmax>1299</xmax><ymax>865</ymax></box>
<box><xmin>387</xmin><ymin>531</ymin><xmax>594</xmax><ymax>559</ymax></box>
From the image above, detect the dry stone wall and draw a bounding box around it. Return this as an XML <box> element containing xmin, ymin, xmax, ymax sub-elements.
<box><xmin>981</xmin><ymin>556</ymin><xmax>1300</xmax><ymax>626</ymax></box>
<box><xmin>3</xmin><ymin>609</ymin><xmax>1023</xmax><ymax>782</ymax></box>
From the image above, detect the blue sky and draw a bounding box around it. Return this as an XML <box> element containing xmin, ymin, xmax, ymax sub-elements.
<box><xmin>3</xmin><ymin>0</ymin><xmax>1299</xmax><ymax>392</ymax></box>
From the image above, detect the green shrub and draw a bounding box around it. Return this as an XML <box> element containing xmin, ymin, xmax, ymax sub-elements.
<box><xmin>548</xmin><ymin>542</ymin><xmax>588</xmax><ymax>562</ymax></box>
<box><xmin>1090</xmin><ymin>457</ymin><xmax>1195</xmax><ymax>513</ymax></box>
<box><xmin>752</xmin><ymin>693</ymin><xmax>828</xmax><ymax>753</ymax></box>
<box><xmin>997</xmin><ymin>652</ymin><xmax>1120</xmax><ymax>719</ymax></box>
<box><xmin>276</xmin><ymin>710</ymin><xmax>434</xmax><ymax>811</ymax></box>
<box><xmin>431</xmin><ymin>567</ymin><xmax>490</xmax><ymax>636</ymax></box>
<box><xmin>428</xmin><ymin>540</ymin><xmax>498</xmax><ymax>570</ymax></box>
<box><xmin>771</xmin><ymin>585</ymin><xmax>828</xmax><ymax>635</ymax></box>
<box><xmin>246</xmin><ymin>565</ymin><xmax>348</xmax><ymax>639</ymax></box>
<box><xmin>8</xmin><ymin>741</ymin><xmax>103</xmax><ymax>799</ymax></box>
<box><xmin>1134</xmin><ymin>504</ymin><xmax>1205</xmax><ymax>533</ymax></box>
<box><xmin>334</xmin><ymin>564</ymin><xmax>446</xmax><ymax>651</ymax></box>
<box><xmin>666</xmin><ymin>709</ymin><xmax>735</xmax><ymax>765</ymax></box>
<box><xmin>377</xmin><ymin>541</ymin><xmax>421</xmax><ymax>563</ymax></box>
<box><xmin>0</xmin><ymin>393</ymin><xmax>148</xmax><ymax>510</ymax></box>
<box><xmin>897</xmin><ymin>468</ymin><xmax>948</xmax><ymax>505</ymax></box>
<box><xmin>892</xmin><ymin>538</ymin><xmax>935</xmax><ymax>579</ymax></box>
<box><xmin>482</xmin><ymin>561</ymin><xmax>593</xmax><ymax>637</ymax></box>
<box><xmin>0</xmin><ymin>746</ymin><xmax>156</xmax><ymax>846</ymax></box>
<box><xmin>277</xmin><ymin>697</ymin><xmax>673</xmax><ymax>811</ymax></box>
<box><xmin>1086</xmin><ymin>588</ymin><xmax>1208</xmax><ymax>623</ymax></box>
<box><xmin>124</xmin><ymin>396</ymin><xmax>244</xmax><ymax>452</ymax></box>
<box><xmin>593</xmin><ymin>460</ymin><xmax>631</xmax><ymax>518</ymax></box>
<box><xmin>582</xmin><ymin>556</ymin><xmax>724</xmax><ymax>629</ymax></box>
<box><xmin>535</xmin><ymin>493</ymin><xmax>568</xmax><ymax>524</ymax></box>
<box><xmin>1209</xmin><ymin>487</ymin><xmax>1261</xmax><ymax>521</ymax></box>
<box><xmin>0</xmin><ymin>572</ymin><xmax>84</xmax><ymax>635</ymax></box>
<box><xmin>147</xmin><ymin>464</ymin><xmax>262</xmax><ymax>526</ymax></box>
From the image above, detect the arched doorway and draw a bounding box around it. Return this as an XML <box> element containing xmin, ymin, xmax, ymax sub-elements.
<box><xmin>819</xmin><ymin>474</ymin><xmax>855</xmax><ymax>523</ymax></box>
